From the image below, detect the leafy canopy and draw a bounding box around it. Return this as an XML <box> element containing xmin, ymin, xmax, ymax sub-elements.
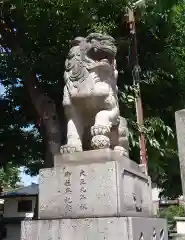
<box><xmin>0</xmin><ymin>163</ymin><xmax>20</xmax><ymax>190</ymax></box>
<box><xmin>0</xmin><ymin>0</ymin><xmax>184</xmax><ymax>197</ymax></box>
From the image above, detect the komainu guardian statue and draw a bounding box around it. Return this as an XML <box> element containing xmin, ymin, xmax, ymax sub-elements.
<box><xmin>61</xmin><ymin>33</ymin><xmax>129</xmax><ymax>156</ymax></box>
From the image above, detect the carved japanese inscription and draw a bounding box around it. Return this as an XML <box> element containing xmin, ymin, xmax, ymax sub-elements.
<box><xmin>62</xmin><ymin>167</ymin><xmax>89</xmax><ymax>214</ymax></box>
<box><xmin>79</xmin><ymin>169</ymin><xmax>88</xmax><ymax>211</ymax></box>
<box><xmin>64</xmin><ymin>169</ymin><xmax>72</xmax><ymax>212</ymax></box>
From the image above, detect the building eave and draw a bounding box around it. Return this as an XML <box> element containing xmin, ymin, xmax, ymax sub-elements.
<box><xmin>2</xmin><ymin>217</ymin><xmax>30</xmax><ymax>224</ymax></box>
<box><xmin>1</xmin><ymin>194</ymin><xmax>37</xmax><ymax>199</ymax></box>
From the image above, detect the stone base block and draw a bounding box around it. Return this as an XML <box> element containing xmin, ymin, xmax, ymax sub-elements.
<box><xmin>174</xmin><ymin>217</ymin><xmax>185</xmax><ymax>234</ymax></box>
<box><xmin>170</xmin><ymin>234</ymin><xmax>185</xmax><ymax>240</ymax></box>
<box><xmin>21</xmin><ymin>217</ymin><xmax>168</xmax><ymax>240</ymax></box>
<box><xmin>39</xmin><ymin>149</ymin><xmax>152</xmax><ymax>219</ymax></box>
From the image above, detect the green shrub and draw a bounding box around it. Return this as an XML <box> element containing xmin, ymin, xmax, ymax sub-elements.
<box><xmin>158</xmin><ymin>205</ymin><xmax>185</xmax><ymax>221</ymax></box>
<box><xmin>158</xmin><ymin>205</ymin><xmax>185</xmax><ymax>231</ymax></box>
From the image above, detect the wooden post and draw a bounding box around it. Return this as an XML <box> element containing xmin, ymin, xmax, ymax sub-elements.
<box><xmin>127</xmin><ymin>7</ymin><xmax>148</xmax><ymax>174</ymax></box>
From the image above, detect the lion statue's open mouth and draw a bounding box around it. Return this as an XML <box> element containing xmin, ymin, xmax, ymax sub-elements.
<box><xmin>86</xmin><ymin>45</ymin><xmax>115</xmax><ymax>70</ymax></box>
<box><xmin>84</xmin><ymin>33</ymin><xmax>117</xmax><ymax>70</ymax></box>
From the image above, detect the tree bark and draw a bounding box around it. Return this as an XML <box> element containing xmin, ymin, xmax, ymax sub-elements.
<box><xmin>24</xmin><ymin>74</ymin><xmax>62</xmax><ymax>167</ymax></box>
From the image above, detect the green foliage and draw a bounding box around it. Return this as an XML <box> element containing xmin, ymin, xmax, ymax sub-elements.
<box><xmin>0</xmin><ymin>95</ymin><xmax>43</xmax><ymax>172</ymax></box>
<box><xmin>158</xmin><ymin>205</ymin><xmax>185</xmax><ymax>231</ymax></box>
<box><xmin>117</xmin><ymin>0</ymin><xmax>185</xmax><ymax>198</ymax></box>
<box><xmin>0</xmin><ymin>0</ymin><xmax>184</xmax><ymax>197</ymax></box>
<box><xmin>158</xmin><ymin>205</ymin><xmax>185</xmax><ymax>223</ymax></box>
<box><xmin>119</xmin><ymin>82</ymin><xmax>181</xmax><ymax>198</ymax></box>
<box><xmin>0</xmin><ymin>163</ymin><xmax>20</xmax><ymax>189</ymax></box>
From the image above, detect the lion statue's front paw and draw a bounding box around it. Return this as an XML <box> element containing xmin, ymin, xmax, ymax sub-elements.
<box><xmin>91</xmin><ymin>135</ymin><xmax>110</xmax><ymax>149</ymax></box>
<box><xmin>114</xmin><ymin>146</ymin><xmax>129</xmax><ymax>156</ymax></box>
<box><xmin>60</xmin><ymin>144</ymin><xmax>82</xmax><ymax>154</ymax></box>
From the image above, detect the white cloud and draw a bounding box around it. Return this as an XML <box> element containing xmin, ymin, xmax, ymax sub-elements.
<box><xmin>19</xmin><ymin>167</ymin><xmax>39</xmax><ymax>186</ymax></box>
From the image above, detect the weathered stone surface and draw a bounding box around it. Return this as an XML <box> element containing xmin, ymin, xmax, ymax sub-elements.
<box><xmin>21</xmin><ymin>218</ymin><xmax>128</xmax><ymax>240</ymax></box>
<box><xmin>61</xmin><ymin>33</ymin><xmax>129</xmax><ymax>156</ymax></box>
<box><xmin>38</xmin><ymin>150</ymin><xmax>152</xmax><ymax>219</ymax></box>
<box><xmin>54</xmin><ymin>149</ymin><xmax>135</xmax><ymax>166</ymax></box>
<box><xmin>170</xmin><ymin>234</ymin><xmax>185</xmax><ymax>240</ymax></box>
<box><xmin>175</xmin><ymin>110</ymin><xmax>185</xmax><ymax>200</ymax></box>
<box><xmin>128</xmin><ymin>217</ymin><xmax>168</xmax><ymax>240</ymax></box>
<box><xmin>21</xmin><ymin>217</ymin><xmax>168</xmax><ymax>240</ymax></box>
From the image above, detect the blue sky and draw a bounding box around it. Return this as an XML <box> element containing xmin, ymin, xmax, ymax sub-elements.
<box><xmin>0</xmin><ymin>84</ymin><xmax>38</xmax><ymax>186</ymax></box>
<box><xmin>0</xmin><ymin>85</ymin><xmax>4</xmax><ymax>95</ymax></box>
<box><xmin>20</xmin><ymin>167</ymin><xmax>38</xmax><ymax>186</ymax></box>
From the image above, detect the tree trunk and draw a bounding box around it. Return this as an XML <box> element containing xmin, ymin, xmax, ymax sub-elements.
<box><xmin>24</xmin><ymin>75</ymin><xmax>62</xmax><ymax>167</ymax></box>
<box><xmin>0</xmin><ymin>23</ymin><xmax>64</xmax><ymax>167</ymax></box>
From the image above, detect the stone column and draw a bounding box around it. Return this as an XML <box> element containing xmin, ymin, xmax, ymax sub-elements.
<box><xmin>175</xmin><ymin>110</ymin><xmax>185</xmax><ymax>201</ymax></box>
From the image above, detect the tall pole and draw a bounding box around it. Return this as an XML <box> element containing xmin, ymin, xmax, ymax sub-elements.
<box><xmin>127</xmin><ymin>7</ymin><xmax>148</xmax><ymax>174</ymax></box>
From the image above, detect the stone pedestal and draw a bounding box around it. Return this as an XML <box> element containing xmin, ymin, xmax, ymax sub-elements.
<box><xmin>21</xmin><ymin>217</ymin><xmax>168</xmax><ymax>240</ymax></box>
<box><xmin>39</xmin><ymin>149</ymin><xmax>152</xmax><ymax>219</ymax></box>
<box><xmin>21</xmin><ymin>149</ymin><xmax>168</xmax><ymax>239</ymax></box>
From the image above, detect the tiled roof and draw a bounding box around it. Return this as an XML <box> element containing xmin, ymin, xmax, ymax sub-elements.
<box><xmin>0</xmin><ymin>183</ymin><xmax>38</xmax><ymax>198</ymax></box>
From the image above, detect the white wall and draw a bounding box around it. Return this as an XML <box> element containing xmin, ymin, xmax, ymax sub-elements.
<box><xmin>151</xmin><ymin>188</ymin><xmax>160</xmax><ymax>215</ymax></box>
<box><xmin>0</xmin><ymin>199</ymin><xmax>4</xmax><ymax>215</ymax></box>
<box><xmin>3</xmin><ymin>196</ymin><xmax>36</xmax><ymax>218</ymax></box>
<box><xmin>152</xmin><ymin>187</ymin><xmax>160</xmax><ymax>201</ymax></box>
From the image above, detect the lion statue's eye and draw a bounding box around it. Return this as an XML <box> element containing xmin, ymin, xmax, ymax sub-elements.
<box><xmin>100</xmin><ymin>40</ymin><xmax>106</xmax><ymax>45</ymax></box>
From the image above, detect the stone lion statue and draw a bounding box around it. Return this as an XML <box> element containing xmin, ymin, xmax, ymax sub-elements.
<box><xmin>61</xmin><ymin>33</ymin><xmax>129</xmax><ymax>156</ymax></box>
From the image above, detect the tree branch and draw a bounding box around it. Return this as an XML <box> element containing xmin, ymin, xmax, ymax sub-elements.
<box><xmin>0</xmin><ymin>13</ymin><xmax>62</xmax><ymax>166</ymax></box>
